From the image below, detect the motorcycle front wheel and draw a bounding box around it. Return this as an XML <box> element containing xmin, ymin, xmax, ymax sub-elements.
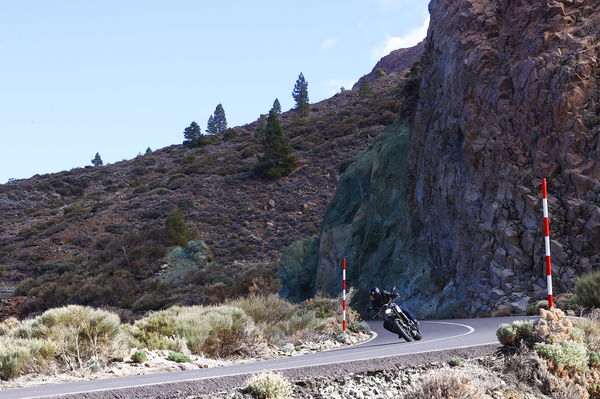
<box><xmin>392</xmin><ymin>319</ymin><xmax>412</xmax><ymax>342</ymax></box>
<box><xmin>410</xmin><ymin>327</ymin><xmax>422</xmax><ymax>340</ymax></box>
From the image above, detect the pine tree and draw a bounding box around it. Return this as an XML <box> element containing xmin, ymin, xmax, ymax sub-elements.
<box><xmin>145</xmin><ymin>147</ymin><xmax>152</xmax><ymax>154</ymax></box>
<box><xmin>206</xmin><ymin>115</ymin><xmax>217</xmax><ymax>135</ymax></box>
<box><xmin>292</xmin><ymin>73</ymin><xmax>309</xmax><ymax>115</ymax></box>
<box><xmin>255</xmin><ymin>110</ymin><xmax>297</xmax><ymax>178</ymax></box>
<box><xmin>358</xmin><ymin>76</ymin><xmax>373</xmax><ymax>98</ymax></box>
<box><xmin>206</xmin><ymin>104</ymin><xmax>227</xmax><ymax>135</ymax></box>
<box><xmin>272</xmin><ymin>98</ymin><xmax>282</xmax><ymax>114</ymax></box>
<box><xmin>91</xmin><ymin>152</ymin><xmax>103</xmax><ymax>167</ymax></box>
<box><xmin>183</xmin><ymin>121</ymin><xmax>203</xmax><ymax>146</ymax></box>
<box><xmin>166</xmin><ymin>206</ymin><xmax>196</xmax><ymax>246</ymax></box>
<box><xmin>214</xmin><ymin>103</ymin><xmax>227</xmax><ymax>133</ymax></box>
<box><xmin>254</xmin><ymin>114</ymin><xmax>268</xmax><ymax>140</ymax></box>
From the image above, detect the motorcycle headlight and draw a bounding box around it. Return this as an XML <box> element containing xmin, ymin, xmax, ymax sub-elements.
<box><xmin>384</xmin><ymin>308</ymin><xmax>393</xmax><ymax>316</ymax></box>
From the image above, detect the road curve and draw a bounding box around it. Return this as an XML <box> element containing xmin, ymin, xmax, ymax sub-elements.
<box><xmin>1</xmin><ymin>316</ymin><xmax>535</xmax><ymax>399</ymax></box>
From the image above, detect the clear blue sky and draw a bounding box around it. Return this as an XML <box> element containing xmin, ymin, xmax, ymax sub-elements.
<box><xmin>0</xmin><ymin>0</ymin><xmax>429</xmax><ymax>183</ymax></box>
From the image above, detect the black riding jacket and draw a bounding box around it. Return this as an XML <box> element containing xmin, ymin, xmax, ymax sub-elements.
<box><xmin>370</xmin><ymin>290</ymin><xmax>399</xmax><ymax>310</ymax></box>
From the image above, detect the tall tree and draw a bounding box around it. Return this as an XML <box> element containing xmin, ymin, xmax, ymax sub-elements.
<box><xmin>206</xmin><ymin>115</ymin><xmax>217</xmax><ymax>135</ymax></box>
<box><xmin>272</xmin><ymin>98</ymin><xmax>282</xmax><ymax>114</ymax></box>
<box><xmin>207</xmin><ymin>104</ymin><xmax>227</xmax><ymax>134</ymax></box>
<box><xmin>292</xmin><ymin>73</ymin><xmax>309</xmax><ymax>115</ymax></box>
<box><xmin>214</xmin><ymin>103</ymin><xmax>227</xmax><ymax>133</ymax></box>
<box><xmin>358</xmin><ymin>76</ymin><xmax>373</xmax><ymax>98</ymax></box>
<box><xmin>254</xmin><ymin>114</ymin><xmax>268</xmax><ymax>140</ymax></box>
<box><xmin>183</xmin><ymin>121</ymin><xmax>203</xmax><ymax>146</ymax></box>
<box><xmin>91</xmin><ymin>152</ymin><xmax>103</xmax><ymax>167</ymax></box>
<box><xmin>255</xmin><ymin>110</ymin><xmax>297</xmax><ymax>178</ymax></box>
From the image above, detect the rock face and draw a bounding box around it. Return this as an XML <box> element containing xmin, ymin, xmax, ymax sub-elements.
<box><xmin>353</xmin><ymin>42</ymin><xmax>425</xmax><ymax>87</ymax></box>
<box><xmin>307</xmin><ymin>0</ymin><xmax>600</xmax><ymax>317</ymax></box>
<box><xmin>410</xmin><ymin>0</ymin><xmax>600</xmax><ymax>315</ymax></box>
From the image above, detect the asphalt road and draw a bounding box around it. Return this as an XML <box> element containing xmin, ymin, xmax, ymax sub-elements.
<box><xmin>1</xmin><ymin>316</ymin><xmax>534</xmax><ymax>399</ymax></box>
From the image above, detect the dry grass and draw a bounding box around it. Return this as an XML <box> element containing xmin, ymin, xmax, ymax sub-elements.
<box><xmin>246</xmin><ymin>371</ymin><xmax>293</xmax><ymax>399</ymax></box>
<box><xmin>572</xmin><ymin>317</ymin><xmax>600</xmax><ymax>351</ymax></box>
<box><xmin>406</xmin><ymin>368</ymin><xmax>487</xmax><ymax>399</ymax></box>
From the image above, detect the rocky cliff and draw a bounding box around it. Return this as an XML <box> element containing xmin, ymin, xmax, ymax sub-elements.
<box><xmin>298</xmin><ymin>0</ymin><xmax>600</xmax><ymax>317</ymax></box>
<box><xmin>353</xmin><ymin>41</ymin><xmax>426</xmax><ymax>86</ymax></box>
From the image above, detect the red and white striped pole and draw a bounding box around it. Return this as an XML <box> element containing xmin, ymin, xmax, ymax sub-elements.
<box><xmin>541</xmin><ymin>178</ymin><xmax>554</xmax><ymax>308</ymax></box>
<box><xmin>342</xmin><ymin>258</ymin><xmax>347</xmax><ymax>332</ymax></box>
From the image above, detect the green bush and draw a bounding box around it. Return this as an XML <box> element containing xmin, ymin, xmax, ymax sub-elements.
<box><xmin>572</xmin><ymin>270</ymin><xmax>600</xmax><ymax>308</ymax></box>
<box><xmin>181</xmin><ymin>154</ymin><xmax>196</xmax><ymax>165</ymax></box>
<box><xmin>496</xmin><ymin>320</ymin><xmax>536</xmax><ymax>346</ymax></box>
<box><xmin>589</xmin><ymin>351</ymin><xmax>600</xmax><ymax>368</ymax></box>
<box><xmin>497</xmin><ymin>324</ymin><xmax>518</xmax><ymax>346</ymax></box>
<box><xmin>166</xmin><ymin>207</ymin><xmax>197</xmax><ymax>246</ymax></box>
<box><xmin>167</xmin><ymin>352</ymin><xmax>191</xmax><ymax>363</ymax></box>
<box><xmin>449</xmin><ymin>357</ymin><xmax>462</xmax><ymax>367</ymax></box>
<box><xmin>131</xmin><ymin>350</ymin><xmax>148</xmax><ymax>363</ymax></box>
<box><xmin>526</xmin><ymin>299</ymin><xmax>549</xmax><ymax>315</ymax></box>
<box><xmin>246</xmin><ymin>371</ymin><xmax>292</xmax><ymax>399</ymax></box>
<box><xmin>299</xmin><ymin>297</ymin><xmax>338</xmax><ymax>319</ymax></box>
<box><xmin>222</xmin><ymin>128</ymin><xmax>239</xmax><ymax>141</ymax></box>
<box><xmin>63</xmin><ymin>204</ymin><xmax>87</xmax><ymax>218</ymax></box>
<box><xmin>535</xmin><ymin>341</ymin><xmax>589</xmax><ymax>373</ymax></box>
<box><xmin>570</xmin><ymin>327</ymin><xmax>585</xmax><ymax>343</ymax></box>
<box><xmin>355</xmin><ymin>321</ymin><xmax>372</xmax><ymax>334</ymax></box>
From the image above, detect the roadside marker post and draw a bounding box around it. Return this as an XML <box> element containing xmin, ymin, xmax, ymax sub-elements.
<box><xmin>541</xmin><ymin>178</ymin><xmax>554</xmax><ymax>308</ymax></box>
<box><xmin>342</xmin><ymin>258</ymin><xmax>347</xmax><ymax>332</ymax></box>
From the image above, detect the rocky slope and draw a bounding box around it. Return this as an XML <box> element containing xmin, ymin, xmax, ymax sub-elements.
<box><xmin>298</xmin><ymin>0</ymin><xmax>600</xmax><ymax>317</ymax></box>
<box><xmin>354</xmin><ymin>41</ymin><xmax>425</xmax><ymax>87</ymax></box>
<box><xmin>0</xmin><ymin>67</ymin><xmax>417</xmax><ymax>316</ymax></box>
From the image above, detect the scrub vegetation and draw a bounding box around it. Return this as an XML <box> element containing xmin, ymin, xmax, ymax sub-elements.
<box><xmin>496</xmin><ymin>308</ymin><xmax>600</xmax><ymax>397</ymax></box>
<box><xmin>0</xmin><ymin>294</ymin><xmax>368</xmax><ymax>380</ymax></box>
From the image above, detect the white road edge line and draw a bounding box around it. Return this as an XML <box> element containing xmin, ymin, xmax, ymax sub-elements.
<box><xmin>19</xmin><ymin>321</ymin><xmax>485</xmax><ymax>399</ymax></box>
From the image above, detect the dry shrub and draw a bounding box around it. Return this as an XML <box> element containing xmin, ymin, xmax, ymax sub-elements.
<box><xmin>407</xmin><ymin>368</ymin><xmax>486</xmax><ymax>399</ymax></box>
<box><xmin>573</xmin><ymin>318</ymin><xmax>600</xmax><ymax>352</ymax></box>
<box><xmin>11</xmin><ymin>305</ymin><xmax>127</xmax><ymax>370</ymax></box>
<box><xmin>0</xmin><ymin>317</ymin><xmax>20</xmax><ymax>336</ymax></box>
<box><xmin>533</xmin><ymin>308</ymin><xmax>574</xmax><ymax>343</ymax></box>
<box><xmin>246</xmin><ymin>371</ymin><xmax>292</xmax><ymax>399</ymax></box>
<box><xmin>0</xmin><ymin>336</ymin><xmax>57</xmax><ymax>379</ymax></box>
<box><xmin>129</xmin><ymin>305</ymin><xmax>260</xmax><ymax>358</ymax></box>
<box><xmin>228</xmin><ymin>294</ymin><xmax>294</xmax><ymax>325</ymax></box>
<box><xmin>228</xmin><ymin>293</ymin><xmax>367</xmax><ymax>345</ymax></box>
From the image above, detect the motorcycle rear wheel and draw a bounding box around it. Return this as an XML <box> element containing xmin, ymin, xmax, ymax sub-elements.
<box><xmin>392</xmin><ymin>319</ymin><xmax>412</xmax><ymax>342</ymax></box>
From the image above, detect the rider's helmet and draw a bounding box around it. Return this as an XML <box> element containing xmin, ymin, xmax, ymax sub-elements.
<box><xmin>369</xmin><ymin>287</ymin><xmax>381</xmax><ymax>301</ymax></box>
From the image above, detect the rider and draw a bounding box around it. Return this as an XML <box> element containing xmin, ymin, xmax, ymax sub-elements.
<box><xmin>369</xmin><ymin>287</ymin><xmax>418</xmax><ymax>337</ymax></box>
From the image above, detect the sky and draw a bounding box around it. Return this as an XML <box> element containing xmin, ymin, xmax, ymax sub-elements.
<box><xmin>0</xmin><ymin>0</ymin><xmax>430</xmax><ymax>183</ymax></box>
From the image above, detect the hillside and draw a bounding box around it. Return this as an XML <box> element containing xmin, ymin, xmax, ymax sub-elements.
<box><xmin>289</xmin><ymin>0</ymin><xmax>600</xmax><ymax>318</ymax></box>
<box><xmin>0</xmin><ymin>63</ymin><xmax>418</xmax><ymax>318</ymax></box>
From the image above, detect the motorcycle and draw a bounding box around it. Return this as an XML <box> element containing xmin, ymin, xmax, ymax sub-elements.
<box><xmin>374</xmin><ymin>289</ymin><xmax>422</xmax><ymax>342</ymax></box>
